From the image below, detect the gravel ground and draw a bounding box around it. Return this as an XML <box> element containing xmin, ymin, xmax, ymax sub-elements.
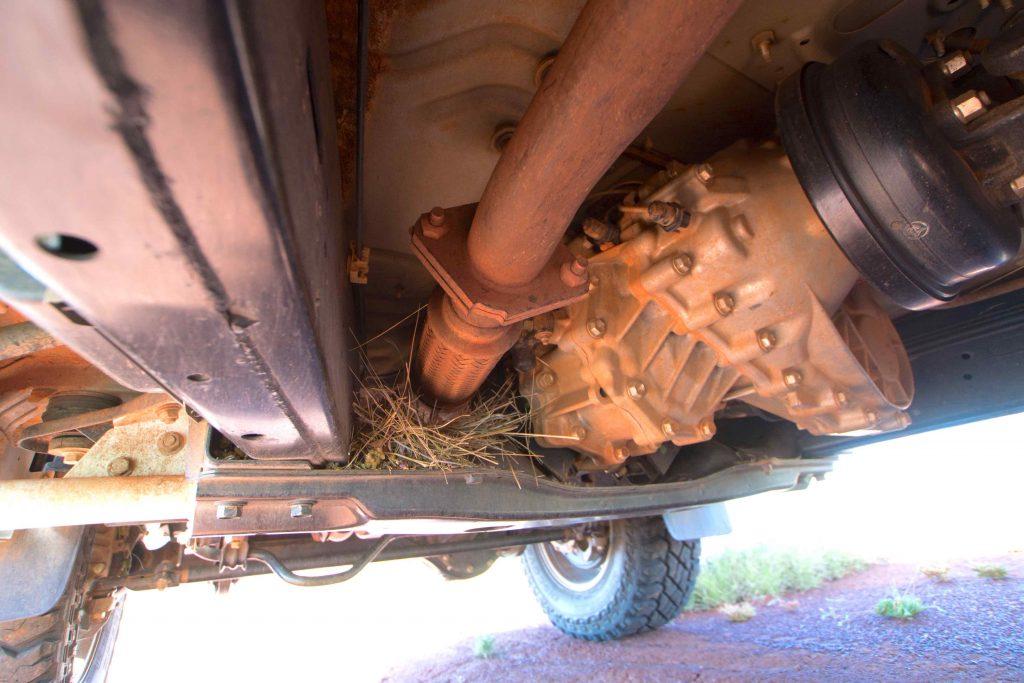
<box><xmin>386</xmin><ymin>555</ymin><xmax>1024</xmax><ymax>682</ymax></box>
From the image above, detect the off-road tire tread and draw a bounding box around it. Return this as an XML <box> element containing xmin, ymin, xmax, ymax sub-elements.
<box><xmin>524</xmin><ymin>517</ymin><xmax>700</xmax><ymax>641</ymax></box>
<box><xmin>0</xmin><ymin>530</ymin><xmax>94</xmax><ymax>683</ymax></box>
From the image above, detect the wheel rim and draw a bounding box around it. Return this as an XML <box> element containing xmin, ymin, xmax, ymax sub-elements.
<box><xmin>537</xmin><ymin>523</ymin><xmax>615</xmax><ymax>592</ymax></box>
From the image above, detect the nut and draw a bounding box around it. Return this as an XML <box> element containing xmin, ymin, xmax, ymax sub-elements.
<box><xmin>157</xmin><ymin>431</ymin><xmax>185</xmax><ymax>455</ymax></box>
<box><xmin>156</xmin><ymin>403</ymin><xmax>181</xmax><ymax>424</ymax></box>
<box><xmin>420</xmin><ymin>207</ymin><xmax>448</xmax><ymax>239</ymax></box>
<box><xmin>661</xmin><ymin>420</ymin><xmax>677</xmax><ymax>436</ymax></box>
<box><xmin>751</xmin><ymin>30</ymin><xmax>775</xmax><ymax>63</ymax></box>
<box><xmin>627</xmin><ymin>381</ymin><xmax>647</xmax><ymax>399</ymax></box>
<box><xmin>613</xmin><ymin>447</ymin><xmax>629</xmax><ymax>463</ymax></box>
<box><xmin>714</xmin><ymin>292</ymin><xmax>735</xmax><ymax>316</ymax></box>
<box><xmin>586</xmin><ymin>318</ymin><xmax>607</xmax><ymax>338</ymax></box>
<box><xmin>782</xmin><ymin>369</ymin><xmax>803</xmax><ymax>388</ymax></box>
<box><xmin>560</xmin><ymin>257</ymin><xmax>589</xmax><ymax>287</ymax></box>
<box><xmin>106</xmin><ymin>456</ymin><xmax>133</xmax><ymax>477</ymax></box>
<box><xmin>1011</xmin><ymin>174</ymin><xmax>1024</xmax><ymax>197</ymax></box>
<box><xmin>698</xmin><ymin>419</ymin><xmax>716</xmax><ymax>439</ymax></box>
<box><xmin>940</xmin><ymin>51</ymin><xmax>969</xmax><ymax>78</ymax></box>
<box><xmin>695</xmin><ymin>163</ymin><xmax>714</xmax><ymax>184</ymax></box>
<box><xmin>951</xmin><ymin>90</ymin><xmax>989</xmax><ymax>124</ymax></box>
<box><xmin>216</xmin><ymin>503</ymin><xmax>242</xmax><ymax>520</ymax></box>
<box><xmin>290</xmin><ymin>502</ymin><xmax>314</xmax><ymax>518</ymax></box>
<box><xmin>756</xmin><ymin>328</ymin><xmax>776</xmax><ymax>352</ymax></box>
<box><xmin>671</xmin><ymin>253</ymin><xmax>694</xmax><ymax>276</ymax></box>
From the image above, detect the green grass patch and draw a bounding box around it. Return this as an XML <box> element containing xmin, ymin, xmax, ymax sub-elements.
<box><xmin>689</xmin><ymin>547</ymin><xmax>866</xmax><ymax>610</ymax></box>
<box><xmin>473</xmin><ymin>635</ymin><xmax>496</xmax><ymax>659</ymax></box>
<box><xmin>875</xmin><ymin>590</ymin><xmax>926</xmax><ymax>619</ymax></box>
<box><xmin>973</xmin><ymin>564</ymin><xmax>1009</xmax><ymax>579</ymax></box>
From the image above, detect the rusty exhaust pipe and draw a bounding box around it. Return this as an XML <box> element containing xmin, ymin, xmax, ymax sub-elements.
<box><xmin>413</xmin><ymin>0</ymin><xmax>741</xmax><ymax>405</ymax></box>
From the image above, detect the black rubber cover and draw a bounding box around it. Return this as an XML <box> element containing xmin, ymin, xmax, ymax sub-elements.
<box><xmin>777</xmin><ymin>41</ymin><xmax>1020</xmax><ymax>309</ymax></box>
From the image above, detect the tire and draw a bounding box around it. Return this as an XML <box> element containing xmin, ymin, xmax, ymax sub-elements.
<box><xmin>0</xmin><ymin>528</ymin><xmax>118</xmax><ymax>683</ymax></box>
<box><xmin>522</xmin><ymin>516</ymin><xmax>700</xmax><ymax>641</ymax></box>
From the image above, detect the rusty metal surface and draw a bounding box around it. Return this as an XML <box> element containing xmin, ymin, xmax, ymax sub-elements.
<box><xmin>411</xmin><ymin>204</ymin><xmax>589</xmax><ymax>326</ymax></box>
<box><xmin>413</xmin><ymin>0</ymin><xmax>741</xmax><ymax>405</ymax></box>
<box><xmin>526</xmin><ymin>142</ymin><xmax>914</xmax><ymax>466</ymax></box>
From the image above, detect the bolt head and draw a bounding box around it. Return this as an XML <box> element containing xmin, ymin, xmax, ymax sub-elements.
<box><xmin>91</xmin><ymin>562</ymin><xmax>106</xmax><ymax>576</ymax></box>
<box><xmin>157</xmin><ymin>431</ymin><xmax>185</xmax><ymax>455</ymax></box>
<box><xmin>428</xmin><ymin>206</ymin><xmax>446</xmax><ymax>226</ymax></box>
<box><xmin>951</xmin><ymin>90</ymin><xmax>988</xmax><ymax>123</ymax></box>
<box><xmin>864</xmin><ymin>410</ymin><xmax>878</xmax><ymax>425</ymax></box>
<box><xmin>560</xmin><ymin>257</ymin><xmax>589</xmax><ymax>287</ymax></box>
<box><xmin>698</xmin><ymin>419</ymin><xmax>715</xmax><ymax>439</ymax></box>
<box><xmin>107</xmin><ymin>456</ymin><xmax>133</xmax><ymax>477</ymax></box>
<box><xmin>714</xmin><ymin>292</ymin><xmax>735</xmax><ymax>316</ymax></box>
<box><xmin>671</xmin><ymin>253</ymin><xmax>694</xmax><ymax>275</ymax></box>
<box><xmin>941</xmin><ymin>51</ymin><xmax>969</xmax><ymax>78</ymax></box>
<box><xmin>696</xmin><ymin>163</ymin><xmax>714</xmax><ymax>184</ymax></box>
<box><xmin>573</xmin><ymin>426</ymin><xmax>587</xmax><ymax>441</ymax></box>
<box><xmin>661</xmin><ymin>420</ymin><xmax>676</xmax><ymax>436</ymax></box>
<box><xmin>756</xmin><ymin>328</ymin><xmax>776</xmax><ymax>352</ymax></box>
<box><xmin>216</xmin><ymin>503</ymin><xmax>242</xmax><ymax>520</ymax></box>
<box><xmin>613</xmin><ymin>447</ymin><xmax>629</xmax><ymax>463</ymax></box>
<box><xmin>782</xmin><ymin>369</ymin><xmax>802</xmax><ymax>388</ymax></box>
<box><xmin>1011</xmin><ymin>174</ymin><xmax>1024</xmax><ymax>197</ymax></box>
<box><xmin>586</xmin><ymin>318</ymin><xmax>607</xmax><ymax>338</ymax></box>
<box><xmin>627</xmin><ymin>381</ymin><xmax>647</xmax><ymax>399</ymax></box>
<box><xmin>290</xmin><ymin>502</ymin><xmax>314</xmax><ymax>518</ymax></box>
<box><xmin>536</xmin><ymin>371</ymin><xmax>556</xmax><ymax>389</ymax></box>
<box><xmin>835</xmin><ymin>390</ymin><xmax>848</xmax><ymax>407</ymax></box>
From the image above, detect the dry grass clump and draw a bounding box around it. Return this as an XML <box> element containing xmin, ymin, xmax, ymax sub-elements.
<box><xmin>719</xmin><ymin>602</ymin><xmax>757</xmax><ymax>623</ymax></box>
<box><xmin>348</xmin><ymin>371</ymin><xmax>534</xmax><ymax>472</ymax></box>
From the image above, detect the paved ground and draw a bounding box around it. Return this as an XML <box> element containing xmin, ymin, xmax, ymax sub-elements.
<box><xmin>386</xmin><ymin>555</ymin><xmax>1024</xmax><ymax>682</ymax></box>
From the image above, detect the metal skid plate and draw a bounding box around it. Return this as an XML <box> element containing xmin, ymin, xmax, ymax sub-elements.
<box><xmin>0</xmin><ymin>1</ymin><xmax>352</xmax><ymax>462</ymax></box>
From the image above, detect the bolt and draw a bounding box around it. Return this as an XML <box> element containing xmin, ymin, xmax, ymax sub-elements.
<box><xmin>421</xmin><ymin>207</ymin><xmax>449</xmax><ymax>239</ymax></box>
<box><xmin>752</xmin><ymin>30</ymin><xmax>775</xmax><ymax>63</ymax></box>
<box><xmin>490</xmin><ymin>124</ymin><xmax>517</xmax><ymax>152</ymax></box>
<box><xmin>107</xmin><ymin>456</ymin><xmax>132</xmax><ymax>477</ymax></box>
<box><xmin>573</xmin><ymin>426</ymin><xmax>587</xmax><ymax>441</ymax></box>
<box><xmin>536</xmin><ymin>371</ymin><xmax>556</xmax><ymax>389</ymax></box>
<box><xmin>661</xmin><ymin>420</ymin><xmax>677</xmax><ymax>436</ymax></box>
<box><xmin>586</xmin><ymin>318</ymin><xmax>607</xmax><ymax>338</ymax></box>
<box><xmin>91</xmin><ymin>562</ymin><xmax>106</xmax><ymax>576</ymax></box>
<box><xmin>756</xmin><ymin>328</ymin><xmax>776</xmax><ymax>352</ymax></box>
<box><xmin>671</xmin><ymin>253</ymin><xmax>694</xmax><ymax>275</ymax></box>
<box><xmin>156</xmin><ymin>403</ymin><xmax>181</xmax><ymax>425</ymax></box>
<box><xmin>582</xmin><ymin>217</ymin><xmax>617</xmax><ymax>244</ymax></box>
<box><xmin>696</xmin><ymin>163</ymin><xmax>714</xmax><ymax>184</ymax></box>
<box><xmin>698</xmin><ymin>419</ymin><xmax>715</xmax><ymax>439</ymax></box>
<box><xmin>613</xmin><ymin>447</ymin><xmax>629</xmax><ymax>463</ymax></box>
<box><xmin>926</xmin><ymin>30</ymin><xmax>946</xmax><ymax>58</ymax></box>
<box><xmin>940</xmin><ymin>51</ymin><xmax>969</xmax><ymax>78</ymax></box>
<box><xmin>560</xmin><ymin>257</ymin><xmax>589</xmax><ymax>287</ymax></box>
<box><xmin>835</xmin><ymin>390</ymin><xmax>849</xmax><ymax>407</ymax></box>
<box><xmin>782</xmin><ymin>369</ymin><xmax>803</xmax><ymax>388</ymax></box>
<box><xmin>157</xmin><ymin>431</ymin><xmax>185</xmax><ymax>455</ymax></box>
<box><xmin>1011</xmin><ymin>174</ymin><xmax>1024</xmax><ymax>197</ymax></box>
<box><xmin>216</xmin><ymin>503</ymin><xmax>242</xmax><ymax>520</ymax></box>
<box><xmin>646</xmin><ymin>201</ymin><xmax>690</xmax><ymax>232</ymax></box>
<box><xmin>951</xmin><ymin>90</ymin><xmax>989</xmax><ymax>123</ymax></box>
<box><xmin>865</xmin><ymin>410</ymin><xmax>878</xmax><ymax>425</ymax></box>
<box><xmin>714</xmin><ymin>292</ymin><xmax>735</xmax><ymax>316</ymax></box>
<box><xmin>290</xmin><ymin>502</ymin><xmax>314</xmax><ymax>518</ymax></box>
<box><xmin>627</xmin><ymin>381</ymin><xmax>647</xmax><ymax>399</ymax></box>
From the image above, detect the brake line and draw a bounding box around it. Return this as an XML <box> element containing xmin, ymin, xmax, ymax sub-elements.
<box><xmin>245</xmin><ymin>537</ymin><xmax>394</xmax><ymax>587</ymax></box>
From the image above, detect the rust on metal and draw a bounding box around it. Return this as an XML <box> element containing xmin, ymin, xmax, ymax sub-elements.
<box><xmin>525</xmin><ymin>142</ymin><xmax>914</xmax><ymax>466</ymax></box>
<box><xmin>412</xmin><ymin>0</ymin><xmax>742</xmax><ymax>405</ymax></box>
